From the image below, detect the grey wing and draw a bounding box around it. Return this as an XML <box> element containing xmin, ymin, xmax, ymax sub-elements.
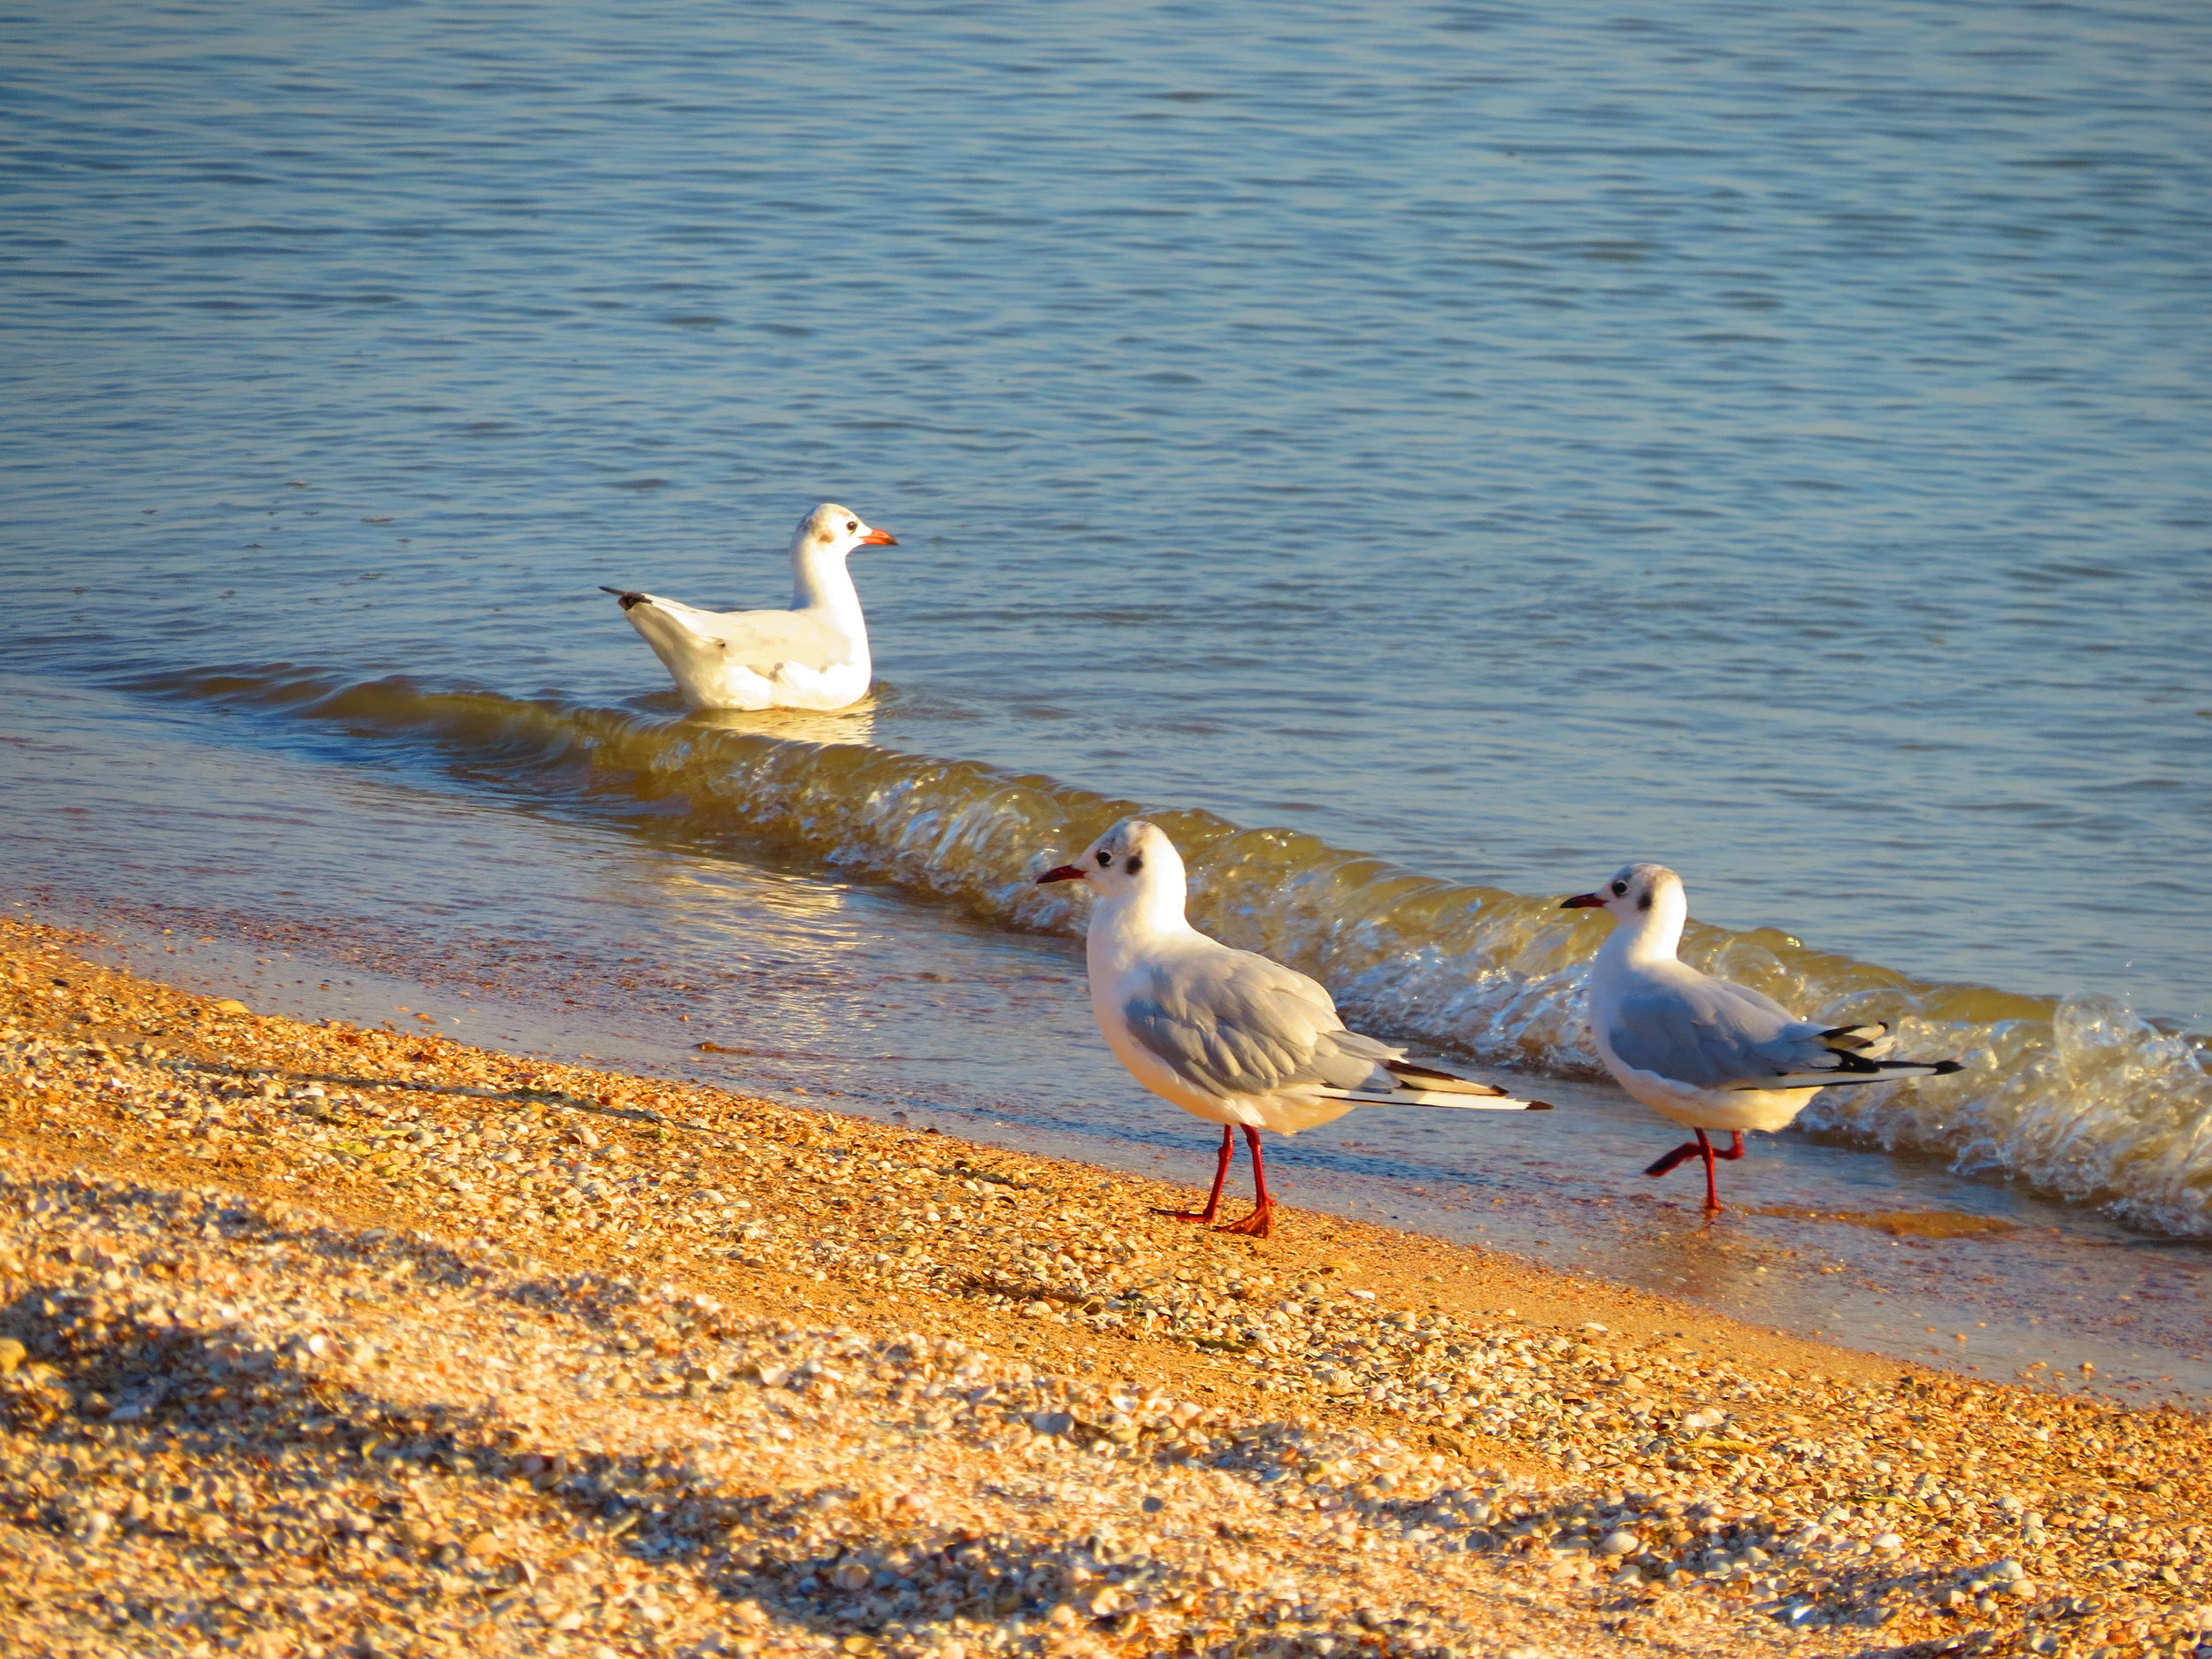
<box><xmin>648</xmin><ymin>601</ymin><xmax>846</xmax><ymax>673</ymax></box>
<box><xmin>1123</xmin><ymin>949</ymin><xmax>1398</xmax><ymax>1100</ymax></box>
<box><xmin>1608</xmin><ymin>978</ymin><xmax>1831</xmax><ymax>1090</ymax></box>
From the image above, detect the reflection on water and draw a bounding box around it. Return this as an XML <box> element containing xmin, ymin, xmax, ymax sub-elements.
<box><xmin>682</xmin><ymin>701</ymin><xmax>879</xmax><ymax>748</ymax></box>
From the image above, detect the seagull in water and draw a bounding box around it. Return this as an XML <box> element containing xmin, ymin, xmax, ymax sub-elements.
<box><xmin>601</xmin><ymin>502</ymin><xmax>895</xmax><ymax>710</ymax></box>
<box><xmin>1561</xmin><ymin>863</ymin><xmax>1963</xmax><ymax>1214</ymax></box>
<box><xmin>1040</xmin><ymin>819</ymin><xmax>1550</xmax><ymax>1238</ymax></box>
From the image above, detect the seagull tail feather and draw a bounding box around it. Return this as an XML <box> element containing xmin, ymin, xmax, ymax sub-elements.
<box><xmin>1382</xmin><ymin>1059</ymin><xmax>1504</xmax><ymax>1094</ymax></box>
<box><xmin>1354</xmin><ymin>1059</ymin><xmax>1556</xmax><ymax>1110</ymax></box>
<box><xmin>1750</xmin><ymin>1057</ymin><xmax>1965</xmax><ymax>1091</ymax></box>
<box><xmin>1313</xmin><ymin>1084</ymin><xmax>1553</xmax><ymax>1111</ymax></box>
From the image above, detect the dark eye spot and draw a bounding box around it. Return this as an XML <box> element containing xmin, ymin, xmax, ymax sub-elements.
<box><xmin>1636</xmin><ymin>891</ymin><xmax>1652</xmax><ymax>912</ymax></box>
<box><xmin>1610</xmin><ymin>879</ymin><xmax>1628</xmax><ymax>897</ymax></box>
<box><xmin>845</xmin><ymin>520</ymin><xmax>858</xmax><ymax>532</ymax></box>
<box><xmin>1125</xmin><ymin>854</ymin><xmax>1143</xmax><ymax>875</ymax></box>
<box><xmin>1096</xmin><ymin>850</ymin><xmax>1113</xmax><ymax>868</ymax></box>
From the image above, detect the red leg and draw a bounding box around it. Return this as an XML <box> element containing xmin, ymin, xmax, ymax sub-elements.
<box><xmin>1703</xmin><ymin>1130</ymin><xmax>1744</xmax><ymax>1216</ymax></box>
<box><xmin>1643</xmin><ymin>1139</ymin><xmax>1706</xmax><ymax>1179</ymax></box>
<box><xmin>1153</xmin><ymin>1125</ymin><xmax>1234</xmax><ymax>1225</ymax></box>
<box><xmin>1645</xmin><ymin>1128</ymin><xmax>1746</xmax><ymax>1204</ymax></box>
<box><xmin>1216</xmin><ymin>1125</ymin><xmax>1276</xmax><ymax>1237</ymax></box>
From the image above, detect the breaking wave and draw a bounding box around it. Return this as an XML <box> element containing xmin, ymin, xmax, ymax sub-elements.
<box><xmin>127</xmin><ymin>664</ymin><xmax>2212</xmax><ymax>1236</ymax></box>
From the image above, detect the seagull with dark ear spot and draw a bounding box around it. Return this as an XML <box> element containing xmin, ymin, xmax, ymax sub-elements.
<box><xmin>1037</xmin><ymin>818</ymin><xmax>1551</xmax><ymax>1239</ymax></box>
<box><xmin>1561</xmin><ymin>863</ymin><xmax>1965</xmax><ymax>1216</ymax></box>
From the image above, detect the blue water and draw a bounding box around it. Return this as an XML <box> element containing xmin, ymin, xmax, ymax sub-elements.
<box><xmin>4</xmin><ymin>1</ymin><xmax>2210</xmax><ymax>1385</ymax></box>
<box><xmin>6</xmin><ymin>0</ymin><xmax>2210</xmax><ymax>1015</ymax></box>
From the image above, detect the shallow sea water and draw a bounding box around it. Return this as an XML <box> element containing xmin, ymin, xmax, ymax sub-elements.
<box><xmin>3</xmin><ymin>3</ymin><xmax>2208</xmax><ymax>1388</ymax></box>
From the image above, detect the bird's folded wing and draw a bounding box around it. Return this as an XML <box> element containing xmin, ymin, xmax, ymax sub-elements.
<box><xmin>635</xmin><ymin>600</ymin><xmax>849</xmax><ymax>674</ymax></box>
<box><xmin>1123</xmin><ymin>949</ymin><xmax>1391</xmax><ymax>1100</ymax></box>
<box><xmin>1608</xmin><ymin>977</ymin><xmax>1832</xmax><ymax>1091</ymax></box>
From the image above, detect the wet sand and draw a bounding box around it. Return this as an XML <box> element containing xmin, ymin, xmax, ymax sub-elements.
<box><xmin>3</xmin><ymin>915</ymin><xmax>2208</xmax><ymax>1659</ymax></box>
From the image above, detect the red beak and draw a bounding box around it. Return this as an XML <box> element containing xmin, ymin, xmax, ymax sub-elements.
<box><xmin>1036</xmin><ymin>864</ymin><xmax>1087</xmax><ymax>885</ymax></box>
<box><xmin>1560</xmin><ymin>893</ymin><xmax>1606</xmax><ymax>909</ymax></box>
<box><xmin>857</xmin><ymin>527</ymin><xmax>897</xmax><ymax>547</ymax></box>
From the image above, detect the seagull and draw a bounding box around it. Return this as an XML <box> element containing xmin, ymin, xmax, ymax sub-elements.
<box><xmin>1561</xmin><ymin>863</ymin><xmax>1963</xmax><ymax>1214</ymax></box>
<box><xmin>600</xmin><ymin>502</ymin><xmax>895</xmax><ymax>710</ymax></box>
<box><xmin>1040</xmin><ymin>819</ymin><xmax>1550</xmax><ymax>1238</ymax></box>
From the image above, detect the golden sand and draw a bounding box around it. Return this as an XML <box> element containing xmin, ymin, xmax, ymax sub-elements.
<box><xmin>2</xmin><ymin>917</ymin><xmax>2206</xmax><ymax>1659</ymax></box>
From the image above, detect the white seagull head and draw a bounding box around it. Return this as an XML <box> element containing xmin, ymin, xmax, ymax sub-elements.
<box><xmin>1561</xmin><ymin>860</ymin><xmax>1684</xmax><ymax>923</ymax></box>
<box><xmin>793</xmin><ymin>502</ymin><xmax>897</xmax><ymax>561</ymax></box>
<box><xmin>1034</xmin><ymin>817</ymin><xmax>1187</xmax><ymax>903</ymax></box>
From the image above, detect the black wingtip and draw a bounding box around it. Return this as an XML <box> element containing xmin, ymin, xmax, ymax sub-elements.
<box><xmin>599</xmin><ymin>585</ymin><xmax>649</xmax><ymax>611</ymax></box>
<box><xmin>1820</xmin><ymin>1047</ymin><xmax>1888</xmax><ymax>1075</ymax></box>
<box><xmin>1931</xmin><ymin>1059</ymin><xmax>1964</xmax><ymax>1075</ymax></box>
<box><xmin>1526</xmin><ymin>1100</ymin><xmax>1556</xmax><ymax>1111</ymax></box>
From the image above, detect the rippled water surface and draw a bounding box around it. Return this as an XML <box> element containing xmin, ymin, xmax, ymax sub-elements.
<box><xmin>4</xmin><ymin>3</ymin><xmax>2209</xmax><ymax>1373</ymax></box>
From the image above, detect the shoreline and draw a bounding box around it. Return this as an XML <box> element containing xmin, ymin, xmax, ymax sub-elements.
<box><xmin>41</xmin><ymin>882</ymin><xmax>2212</xmax><ymax>1405</ymax></box>
<box><xmin>3</xmin><ymin>914</ymin><xmax>2208</xmax><ymax>1657</ymax></box>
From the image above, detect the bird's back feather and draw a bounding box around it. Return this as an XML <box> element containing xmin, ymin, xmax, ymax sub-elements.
<box><xmin>1121</xmin><ymin>947</ymin><xmax>1396</xmax><ymax>1101</ymax></box>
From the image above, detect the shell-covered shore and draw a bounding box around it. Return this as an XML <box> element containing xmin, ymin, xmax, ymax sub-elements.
<box><xmin>2</xmin><ymin>918</ymin><xmax>2208</xmax><ymax>1659</ymax></box>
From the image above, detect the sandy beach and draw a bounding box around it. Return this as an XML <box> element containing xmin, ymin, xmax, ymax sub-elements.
<box><xmin>2</xmin><ymin>912</ymin><xmax>2207</xmax><ymax>1659</ymax></box>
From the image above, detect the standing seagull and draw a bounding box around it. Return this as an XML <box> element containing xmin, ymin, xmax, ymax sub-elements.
<box><xmin>1561</xmin><ymin>863</ymin><xmax>1963</xmax><ymax>1214</ymax></box>
<box><xmin>1040</xmin><ymin>819</ymin><xmax>1549</xmax><ymax>1238</ymax></box>
<box><xmin>601</xmin><ymin>502</ymin><xmax>895</xmax><ymax>710</ymax></box>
